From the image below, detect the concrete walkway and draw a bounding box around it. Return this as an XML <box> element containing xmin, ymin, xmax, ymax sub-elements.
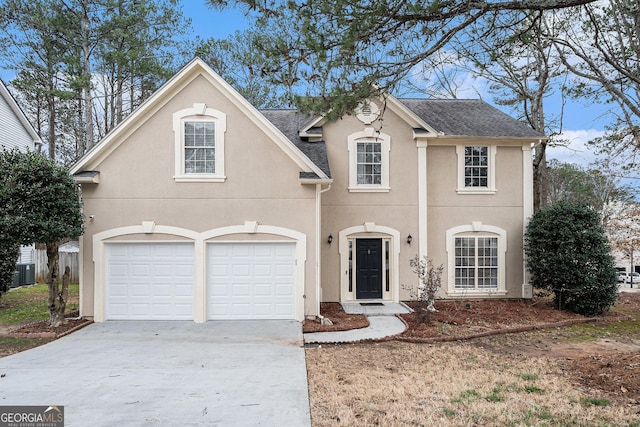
<box><xmin>304</xmin><ymin>302</ymin><xmax>410</xmax><ymax>344</ymax></box>
<box><xmin>0</xmin><ymin>321</ymin><xmax>310</xmax><ymax>427</ymax></box>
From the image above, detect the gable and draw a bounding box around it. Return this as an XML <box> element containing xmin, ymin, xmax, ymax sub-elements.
<box><xmin>71</xmin><ymin>58</ymin><xmax>328</xmax><ymax>181</ymax></box>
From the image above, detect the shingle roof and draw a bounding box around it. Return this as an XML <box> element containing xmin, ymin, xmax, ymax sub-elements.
<box><xmin>261</xmin><ymin>99</ymin><xmax>542</xmax><ymax>180</ymax></box>
<box><xmin>259</xmin><ymin>110</ymin><xmax>331</xmax><ymax>179</ymax></box>
<box><xmin>398</xmin><ymin>98</ymin><xmax>544</xmax><ymax>138</ymax></box>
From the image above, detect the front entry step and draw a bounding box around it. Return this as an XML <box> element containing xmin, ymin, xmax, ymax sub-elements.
<box><xmin>341</xmin><ymin>301</ymin><xmax>412</xmax><ymax>316</ymax></box>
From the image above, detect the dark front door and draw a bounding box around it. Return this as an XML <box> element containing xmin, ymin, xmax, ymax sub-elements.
<box><xmin>356</xmin><ymin>238</ymin><xmax>383</xmax><ymax>299</ymax></box>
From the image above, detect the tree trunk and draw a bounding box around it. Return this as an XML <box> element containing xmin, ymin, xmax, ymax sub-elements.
<box><xmin>533</xmin><ymin>141</ymin><xmax>548</xmax><ymax>211</ymax></box>
<box><xmin>81</xmin><ymin>0</ymin><xmax>94</xmax><ymax>152</ymax></box>
<box><xmin>46</xmin><ymin>241</ymin><xmax>67</xmax><ymax>327</ymax></box>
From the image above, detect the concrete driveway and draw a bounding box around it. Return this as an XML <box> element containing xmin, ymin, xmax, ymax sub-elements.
<box><xmin>0</xmin><ymin>321</ymin><xmax>310</xmax><ymax>426</ymax></box>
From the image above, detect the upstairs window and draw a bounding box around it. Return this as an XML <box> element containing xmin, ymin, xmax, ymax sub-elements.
<box><xmin>348</xmin><ymin>129</ymin><xmax>390</xmax><ymax>192</ymax></box>
<box><xmin>456</xmin><ymin>145</ymin><xmax>496</xmax><ymax>194</ymax></box>
<box><xmin>173</xmin><ymin>104</ymin><xmax>226</xmax><ymax>182</ymax></box>
<box><xmin>184</xmin><ymin>121</ymin><xmax>216</xmax><ymax>174</ymax></box>
<box><xmin>464</xmin><ymin>146</ymin><xmax>488</xmax><ymax>187</ymax></box>
<box><xmin>356</xmin><ymin>141</ymin><xmax>382</xmax><ymax>185</ymax></box>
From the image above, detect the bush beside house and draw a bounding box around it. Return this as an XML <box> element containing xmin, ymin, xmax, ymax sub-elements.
<box><xmin>524</xmin><ymin>200</ymin><xmax>618</xmax><ymax>316</ymax></box>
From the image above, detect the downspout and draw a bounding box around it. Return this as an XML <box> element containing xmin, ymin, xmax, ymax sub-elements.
<box><xmin>316</xmin><ymin>183</ymin><xmax>332</xmax><ymax>325</ymax></box>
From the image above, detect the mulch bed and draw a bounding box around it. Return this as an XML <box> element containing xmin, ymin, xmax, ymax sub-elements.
<box><xmin>3</xmin><ymin>311</ymin><xmax>93</xmax><ymax>339</ymax></box>
<box><xmin>304</xmin><ymin>296</ymin><xmax>635</xmax><ymax>339</ymax></box>
<box><xmin>398</xmin><ymin>298</ymin><xmax>593</xmax><ymax>340</ymax></box>
<box><xmin>303</xmin><ymin>303</ymin><xmax>369</xmax><ymax>333</ymax></box>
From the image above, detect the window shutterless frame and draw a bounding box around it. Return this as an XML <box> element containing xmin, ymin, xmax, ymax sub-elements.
<box><xmin>347</xmin><ymin>129</ymin><xmax>391</xmax><ymax>192</ymax></box>
<box><xmin>455</xmin><ymin>145</ymin><xmax>497</xmax><ymax>194</ymax></box>
<box><xmin>173</xmin><ymin>103</ymin><xmax>226</xmax><ymax>182</ymax></box>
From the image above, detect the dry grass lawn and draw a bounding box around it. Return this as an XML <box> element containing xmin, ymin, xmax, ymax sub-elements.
<box><xmin>306</xmin><ymin>293</ymin><xmax>640</xmax><ymax>426</ymax></box>
<box><xmin>306</xmin><ymin>340</ymin><xmax>639</xmax><ymax>426</ymax></box>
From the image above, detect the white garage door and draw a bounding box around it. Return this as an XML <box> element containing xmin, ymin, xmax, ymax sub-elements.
<box><xmin>105</xmin><ymin>243</ymin><xmax>195</xmax><ymax>320</ymax></box>
<box><xmin>208</xmin><ymin>242</ymin><xmax>296</xmax><ymax>320</ymax></box>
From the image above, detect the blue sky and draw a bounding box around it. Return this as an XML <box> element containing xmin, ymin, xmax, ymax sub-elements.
<box><xmin>185</xmin><ymin>1</ymin><xmax>249</xmax><ymax>40</ymax></box>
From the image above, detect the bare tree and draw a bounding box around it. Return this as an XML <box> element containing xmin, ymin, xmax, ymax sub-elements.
<box><xmin>548</xmin><ymin>1</ymin><xmax>640</xmax><ymax>169</ymax></box>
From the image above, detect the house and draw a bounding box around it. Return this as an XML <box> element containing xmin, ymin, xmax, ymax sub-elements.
<box><xmin>0</xmin><ymin>79</ymin><xmax>41</xmax><ymax>153</ymax></box>
<box><xmin>1</xmin><ymin>79</ymin><xmax>42</xmax><ymax>268</ymax></box>
<box><xmin>70</xmin><ymin>58</ymin><xmax>543</xmax><ymax>322</ymax></box>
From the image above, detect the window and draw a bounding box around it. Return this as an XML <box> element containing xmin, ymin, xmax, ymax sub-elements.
<box><xmin>184</xmin><ymin>121</ymin><xmax>215</xmax><ymax>174</ymax></box>
<box><xmin>173</xmin><ymin>103</ymin><xmax>226</xmax><ymax>182</ymax></box>
<box><xmin>446</xmin><ymin>223</ymin><xmax>506</xmax><ymax>295</ymax></box>
<box><xmin>455</xmin><ymin>236</ymin><xmax>498</xmax><ymax>290</ymax></box>
<box><xmin>357</xmin><ymin>141</ymin><xmax>381</xmax><ymax>184</ymax></box>
<box><xmin>464</xmin><ymin>146</ymin><xmax>488</xmax><ymax>187</ymax></box>
<box><xmin>456</xmin><ymin>145</ymin><xmax>496</xmax><ymax>194</ymax></box>
<box><xmin>348</xmin><ymin>129</ymin><xmax>390</xmax><ymax>192</ymax></box>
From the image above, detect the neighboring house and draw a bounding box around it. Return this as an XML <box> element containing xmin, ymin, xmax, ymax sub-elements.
<box><xmin>71</xmin><ymin>58</ymin><xmax>543</xmax><ymax>322</ymax></box>
<box><xmin>0</xmin><ymin>79</ymin><xmax>41</xmax><ymax>152</ymax></box>
<box><xmin>1</xmin><ymin>79</ymin><xmax>42</xmax><ymax>275</ymax></box>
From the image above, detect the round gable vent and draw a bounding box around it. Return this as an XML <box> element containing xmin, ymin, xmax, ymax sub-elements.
<box><xmin>356</xmin><ymin>101</ymin><xmax>380</xmax><ymax>125</ymax></box>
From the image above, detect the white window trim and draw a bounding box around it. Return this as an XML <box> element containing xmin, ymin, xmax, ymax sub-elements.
<box><xmin>445</xmin><ymin>222</ymin><xmax>507</xmax><ymax>296</ymax></box>
<box><xmin>173</xmin><ymin>103</ymin><xmax>227</xmax><ymax>182</ymax></box>
<box><xmin>456</xmin><ymin>145</ymin><xmax>497</xmax><ymax>194</ymax></box>
<box><xmin>347</xmin><ymin>128</ymin><xmax>391</xmax><ymax>192</ymax></box>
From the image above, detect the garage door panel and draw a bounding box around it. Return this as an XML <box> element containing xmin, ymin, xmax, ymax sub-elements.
<box><xmin>152</xmin><ymin>264</ymin><xmax>172</xmax><ymax>277</ymax></box>
<box><xmin>109</xmin><ymin>284</ymin><xmax>129</xmax><ymax>297</ymax></box>
<box><xmin>232</xmin><ymin>264</ymin><xmax>251</xmax><ymax>276</ymax></box>
<box><xmin>253</xmin><ymin>284</ymin><xmax>272</xmax><ymax>296</ymax></box>
<box><xmin>254</xmin><ymin>304</ymin><xmax>272</xmax><ymax>316</ymax></box>
<box><xmin>230</xmin><ymin>245</ymin><xmax>250</xmax><ymax>257</ymax></box>
<box><xmin>105</xmin><ymin>243</ymin><xmax>195</xmax><ymax>320</ymax></box>
<box><xmin>275</xmin><ymin>284</ymin><xmax>294</xmax><ymax>296</ymax></box>
<box><xmin>175</xmin><ymin>283</ymin><xmax>193</xmax><ymax>297</ymax></box>
<box><xmin>153</xmin><ymin>284</ymin><xmax>172</xmax><ymax>297</ymax></box>
<box><xmin>131</xmin><ymin>284</ymin><xmax>151</xmax><ymax>296</ymax></box>
<box><xmin>231</xmin><ymin>304</ymin><xmax>251</xmax><ymax>316</ymax></box>
<box><xmin>175</xmin><ymin>265</ymin><xmax>194</xmax><ymax>277</ymax></box>
<box><xmin>275</xmin><ymin>304</ymin><xmax>293</xmax><ymax>316</ymax></box>
<box><xmin>254</xmin><ymin>264</ymin><xmax>272</xmax><ymax>276</ymax></box>
<box><xmin>232</xmin><ymin>284</ymin><xmax>251</xmax><ymax>296</ymax></box>
<box><xmin>207</xmin><ymin>242</ymin><xmax>296</xmax><ymax>320</ymax></box>
<box><xmin>210</xmin><ymin>284</ymin><xmax>230</xmax><ymax>297</ymax></box>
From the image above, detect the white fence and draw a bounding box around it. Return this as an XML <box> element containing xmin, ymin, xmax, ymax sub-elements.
<box><xmin>33</xmin><ymin>250</ymin><xmax>79</xmax><ymax>284</ymax></box>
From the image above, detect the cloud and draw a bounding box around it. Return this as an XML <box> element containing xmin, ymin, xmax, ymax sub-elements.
<box><xmin>548</xmin><ymin>128</ymin><xmax>606</xmax><ymax>166</ymax></box>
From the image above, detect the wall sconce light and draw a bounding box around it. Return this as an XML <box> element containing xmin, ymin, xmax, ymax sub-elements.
<box><xmin>407</xmin><ymin>234</ymin><xmax>413</xmax><ymax>246</ymax></box>
<box><xmin>327</xmin><ymin>234</ymin><xmax>333</xmax><ymax>245</ymax></box>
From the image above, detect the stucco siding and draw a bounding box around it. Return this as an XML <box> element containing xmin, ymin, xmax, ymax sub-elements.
<box><xmin>319</xmin><ymin>111</ymin><xmax>529</xmax><ymax>301</ymax></box>
<box><xmin>320</xmin><ymin>103</ymin><xmax>421</xmax><ymax>302</ymax></box>
<box><xmin>427</xmin><ymin>143</ymin><xmax>526</xmax><ymax>298</ymax></box>
<box><xmin>79</xmin><ymin>73</ymin><xmax>318</xmax><ymax>319</ymax></box>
